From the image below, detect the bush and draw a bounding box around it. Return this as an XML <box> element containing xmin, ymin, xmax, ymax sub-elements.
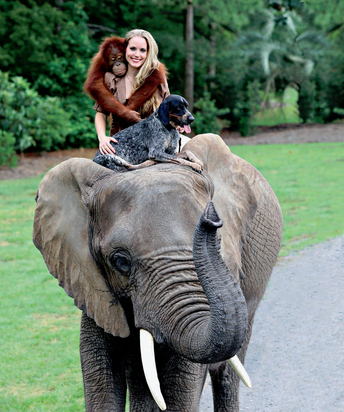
<box><xmin>193</xmin><ymin>91</ymin><xmax>230</xmax><ymax>135</ymax></box>
<box><xmin>61</xmin><ymin>94</ymin><xmax>97</xmax><ymax>149</ymax></box>
<box><xmin>298</xmin><ymin>80</ymin><xmax>316</xmax><ymax>123</ymax></box>
<box><xmin>0</xmin><ymin>71</ymin><xmax>71</xmax><ymax>155</ymax></box>
<box><xmin>0</xmin><ymin>130</ymin><xmax>17</xmax><ymax>167</ymax></box>
<box><xmin>233</xmin><ymin>80</ymin><xmax>263</xmax><ymax>136</ymax></box>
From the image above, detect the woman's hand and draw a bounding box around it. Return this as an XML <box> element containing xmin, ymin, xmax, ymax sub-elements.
<box><xmin>95</xmin><ymin>112</ymin><xmax>118</xmax><ymax>155</ymax></box>
<box><xmin>99</xmin><ymin>135</ymin><xmax>118</xmax><ymax>155</ymax></box>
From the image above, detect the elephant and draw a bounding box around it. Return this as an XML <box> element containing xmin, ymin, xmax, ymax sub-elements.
<box><xmin>33</xmin><ymin>133</ymin><xmax>283</xmax><ymax>412</ymax></box>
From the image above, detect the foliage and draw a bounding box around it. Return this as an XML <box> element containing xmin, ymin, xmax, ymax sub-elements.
<box><xmin>251</xmin><ymin>86</ymin><xmax>299</xmax><ymax>126</ymax></box>
<box><xmin>322</xmin><ymin>41</ymin><xmax>344</xmax><ymax>122</ymax></box>
<box><xmin>233</xmin><ymin>80</ymin><xmax>264</xmax><ymax>136</ymax></box>
<box><xmin>0</xmin><ymin>130</ymin><xmax>17</xmax><ymax>167</ymax></box>
<box><xmin>0</xmin><ymin>0</ymin><xmax>344</xmax><ymax>155</ymax></box>
<box><xmin>298</xmin><ymin>79</ymin><xmax>316</xmax><ymax>122</ymax></box>
<box><xmin>0</xmin><ymin>0</ymin><xmax>92</xmax><ymax>98</ymax></box>
<box><xmin>193</xmin><ymin>91</ymin><xmax>229</xmax><ymax>135</ymax></box>
<box><xmin>61</xmin><ymin>94</ymin><xmax>97</xmax><ymax>149</ymax></box>
<box><xmin>0</xmin><ymin>71</ymin><xmax>71</xmax><ymax>158</ymax></box>
<box><xmin>222</xmin><ymin>0</ymin><xmax>344</xmax><ymax>132</ymax></box>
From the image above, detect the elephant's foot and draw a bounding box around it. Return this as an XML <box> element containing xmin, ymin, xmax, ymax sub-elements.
<box><xmin>209</xmin><ymin>361</ymin><xmax>240</xmax><ymax>412</ymax></box>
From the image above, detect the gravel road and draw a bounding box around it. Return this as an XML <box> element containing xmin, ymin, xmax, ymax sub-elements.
<box><xmin>200</xmin><ymin>235</ymin><xmax>344</xmax><ymax>411</ymax></box>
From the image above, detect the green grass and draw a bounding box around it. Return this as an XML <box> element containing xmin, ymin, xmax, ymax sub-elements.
<box><xmin>1</xmin><ymin>142</ymin><xmax>343</xmax><ymax>409</ymax></box>
<box><xmin>0</xmin><ymin>178</ymin><xmax>84</xmax><ymax>411</ymax></box>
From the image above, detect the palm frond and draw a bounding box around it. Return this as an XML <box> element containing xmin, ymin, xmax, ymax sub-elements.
<box><xmin>263</xmin><ymin>18</ymin><xmax>276</xmax><ymax>39</ymax></box>
<box><xmin>285</xmin><ymin>12</ymin><xmax>297</xmax><ymax>36</ymax></box>
<box><xmin>286</xmin><ymin>54</ymin><xmax>315</xmax><ymax>76</ymax></box>
<box><xmin>260</xmin><ymin>43</ymin><xmax>283</xmax><ymax>75</ymax></box>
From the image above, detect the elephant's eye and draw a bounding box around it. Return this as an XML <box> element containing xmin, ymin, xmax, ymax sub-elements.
<box><xmin>111</xmin><ymin>254</ymin><xmax>132</xmax><ymax>276</ymax></box>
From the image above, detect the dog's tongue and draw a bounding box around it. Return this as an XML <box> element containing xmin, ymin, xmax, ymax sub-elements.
<box><xmin>184</xmin><ymin>124</ymin><xmax>191</xmax><ymax>134</ymax></box>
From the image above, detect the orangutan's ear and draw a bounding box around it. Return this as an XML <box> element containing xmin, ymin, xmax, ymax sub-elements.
<box><xmin>33</xmin><ymin>158</ymin><xmax>130</xmax><ymax>337</ymax></box>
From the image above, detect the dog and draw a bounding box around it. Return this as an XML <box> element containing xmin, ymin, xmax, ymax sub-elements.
<box><xmin>93</xmin><ymin>94</ymin><xmax>203</xmax><ymax>173</ymax></box>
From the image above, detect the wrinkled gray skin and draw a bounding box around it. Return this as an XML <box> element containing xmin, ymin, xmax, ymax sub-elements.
<box><xmin>33</xmin><ymin>134</ymin><xmax>283</xmax><ymax>412</ymax></box>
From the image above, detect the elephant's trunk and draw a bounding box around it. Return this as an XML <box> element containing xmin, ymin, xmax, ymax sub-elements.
<box><xmin>175</xmin><ymin>201</ymin><xmax>248</xmax><ymax>363</ymax></box>
<box><xmin>138</xmin><ymin>202</ymin><xmax>250</xmax><ymax>409</ymax></box>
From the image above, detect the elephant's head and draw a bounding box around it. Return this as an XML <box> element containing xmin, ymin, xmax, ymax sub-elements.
<box><xmin>33</xmin><ymin>134</ymin><xmax>257</xmax><ymax>408</ymax></box>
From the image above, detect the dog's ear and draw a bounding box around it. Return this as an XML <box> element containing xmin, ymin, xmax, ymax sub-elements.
<box><xmin>181</xmin><ymin>97</ymin><xmax>189</xmax><ymax>108</ymax></box>
<box><xmin>157</xmin><ymin>97</ymin><xmax>170</xmax><ymax>126</ymax></box>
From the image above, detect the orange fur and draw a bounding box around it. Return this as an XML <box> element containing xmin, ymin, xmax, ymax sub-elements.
<box><xmin>84</xmin><ymin>36</ymin><xmax>167</xmax><ymax>126</ymax></box>
<box><xmin>84</xmin><ymin>36</ymin><xmax>139</xmax><ymax>123</ymax></box>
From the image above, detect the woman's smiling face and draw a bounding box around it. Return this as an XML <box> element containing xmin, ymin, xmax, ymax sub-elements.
<box><xmin>126</xmin><ymin>36</ymin><xmax>148</xmax><ymax>70</ymax></box>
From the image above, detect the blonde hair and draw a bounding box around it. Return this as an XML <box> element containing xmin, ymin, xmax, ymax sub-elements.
<box><xmin>125</xmin><ymin>29</ymin><xmax>161</xmax><ymax>116</ymax></box>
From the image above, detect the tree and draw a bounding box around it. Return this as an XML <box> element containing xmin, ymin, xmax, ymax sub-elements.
<box><xmin>0</xmin><ymin>0</ymin><xmax>92</xmax><ymax>97</ymax></box>
<box><xmin>0</xmin><ymin>71</ymin><xmax>71</xmax><ymax>160</ymax></box>
<box><xmin>185</xmin><ymin>0</ymin><xmax>194</xmax><ymax>110</ymax></box>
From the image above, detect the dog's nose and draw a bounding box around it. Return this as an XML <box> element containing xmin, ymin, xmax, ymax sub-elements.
<box><xmin>188</xmin><ymin>114</ymin><xmax>195</xmax><ymax>124</ymax></box>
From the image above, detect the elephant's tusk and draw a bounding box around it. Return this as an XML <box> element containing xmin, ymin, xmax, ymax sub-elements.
<box><xmin>228</xmin><ymin>355</ymin><xmax>252</xmax><ymax>388</ymax></box>
<box><xmin>140</xmin><ymin>329</ymin><xmax>167</xmax><ymax>411</ymax></box>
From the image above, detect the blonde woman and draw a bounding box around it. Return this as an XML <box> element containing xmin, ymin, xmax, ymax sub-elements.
<box><xmin>93</xmin><ymin>29</ymin><xmax>170</xmax><ymax>155</ymax></box>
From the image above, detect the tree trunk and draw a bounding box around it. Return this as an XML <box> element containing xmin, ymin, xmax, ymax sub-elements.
<box><xmin>209</xmin><ymin>22</ymin><xmax>217</xmax><ymax>89</ymax></box>
<box><xmin>185</xmin><ymin>0</ymin><xmax>194</xmax><ymax>111</ymax></box>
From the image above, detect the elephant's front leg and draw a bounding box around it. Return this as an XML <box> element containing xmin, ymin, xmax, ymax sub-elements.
<box><xmin>127</xmin><ymin>342</ymin><xmax>208</xmax><ymax>411</ymax></box>
<box><xmin>209</xmin><ymin>360</ymin><xmax>241</xmax><ymax>412</ymax></box>
<box><xmin>156</xmin><ymin>346</ymin><xmax>208</xmax><ymax>412</ymax></box>
<box><xmin>80</xmin><ymin>313</ymin><xmax>127</xmax><ymax>412</ymax></box>
<box><xmin>209</xmin><ymin>316</ymin><xmax>255</xmax><ymax>412</ymax></box>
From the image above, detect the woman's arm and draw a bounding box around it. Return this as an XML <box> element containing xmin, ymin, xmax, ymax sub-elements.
<box><xmin>95</xmin><ymin>112</ymin><xmax>118</xmax><ymax>155</ymax></box>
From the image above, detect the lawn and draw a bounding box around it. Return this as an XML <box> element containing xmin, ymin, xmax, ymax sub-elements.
<box><xmin>0</xmin><ymin>141</ymin><xmax>343</xmax><ymax>410</ymax></box>
<box><xmin>0</xmin><ymin>177</ymin><xmax>84</xmax><ymax>411</ymax></box>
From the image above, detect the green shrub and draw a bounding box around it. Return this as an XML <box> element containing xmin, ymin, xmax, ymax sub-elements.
<box><xmin>298</xmin><ymin>80</ymin><xmax>316</xmax><ymax>123</ymax></box>
<box><xmin>233</xmin><ymin>80</ymin><xmax>263</xmax><ymax>136</ymax></box>
<box><xmin>61</xmin><ymin>94</ymin><xmax>97</xmax><ymax>149</ymax></box>
<box><xmin>0</xmin><ymin>71</ymin><xmax>71</xmax><ymax>154</ymax></box>
<box><xmin>0</xmin><ymin>130</ymin><xmax>17</xmax><ymax>167</ymax></box>
<box><xmin>28</xmin><ymin>96</ymin><xmax>71</xmax><ymax>151</ymax></box>
<box><xmin>193</xmin><ymin>91</ymin><xmax>230</xmax><ymax>135</ymax></box>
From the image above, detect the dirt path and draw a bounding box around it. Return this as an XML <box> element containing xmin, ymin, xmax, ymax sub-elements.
<box><xmin>0</xmin><ymin>147</ymin><xmax>98</xmax><ymax>181</ymax></box>
<box><xmin>200</xmin><ymin>235</ymin><xmax>344</xmax><ymax>411</ymax></box>
<box><xmin>1</xmin><ymin>123</ymin><xmax>343</xmax><ymax>181</ymax></box>
<box><xmin>221</xmin><ymin>122</ymin><xmax>344</xmax><ymax>146</ymax></box>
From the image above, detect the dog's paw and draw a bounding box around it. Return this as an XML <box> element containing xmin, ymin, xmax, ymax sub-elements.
<box><xmin>191</xmin><ymin>162</ymin><xmax>203</xmax><ymax>173</ymax></box>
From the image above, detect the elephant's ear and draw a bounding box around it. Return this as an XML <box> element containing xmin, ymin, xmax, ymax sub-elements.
<box><xmin>183</xmin><ymin>134</ymin><xmax>258</xmax><ymax>275</ymax></box>
<box><xmin>33</xmin><ymin>158</ymin><xmax>130</xmax><ymax>338</ymax></box>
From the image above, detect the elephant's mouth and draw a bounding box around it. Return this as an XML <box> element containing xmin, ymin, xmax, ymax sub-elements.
<box><xmin>139</xmin><ymin>329</ymin><xmax>251</xmax><ymax>411</ymax></box>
